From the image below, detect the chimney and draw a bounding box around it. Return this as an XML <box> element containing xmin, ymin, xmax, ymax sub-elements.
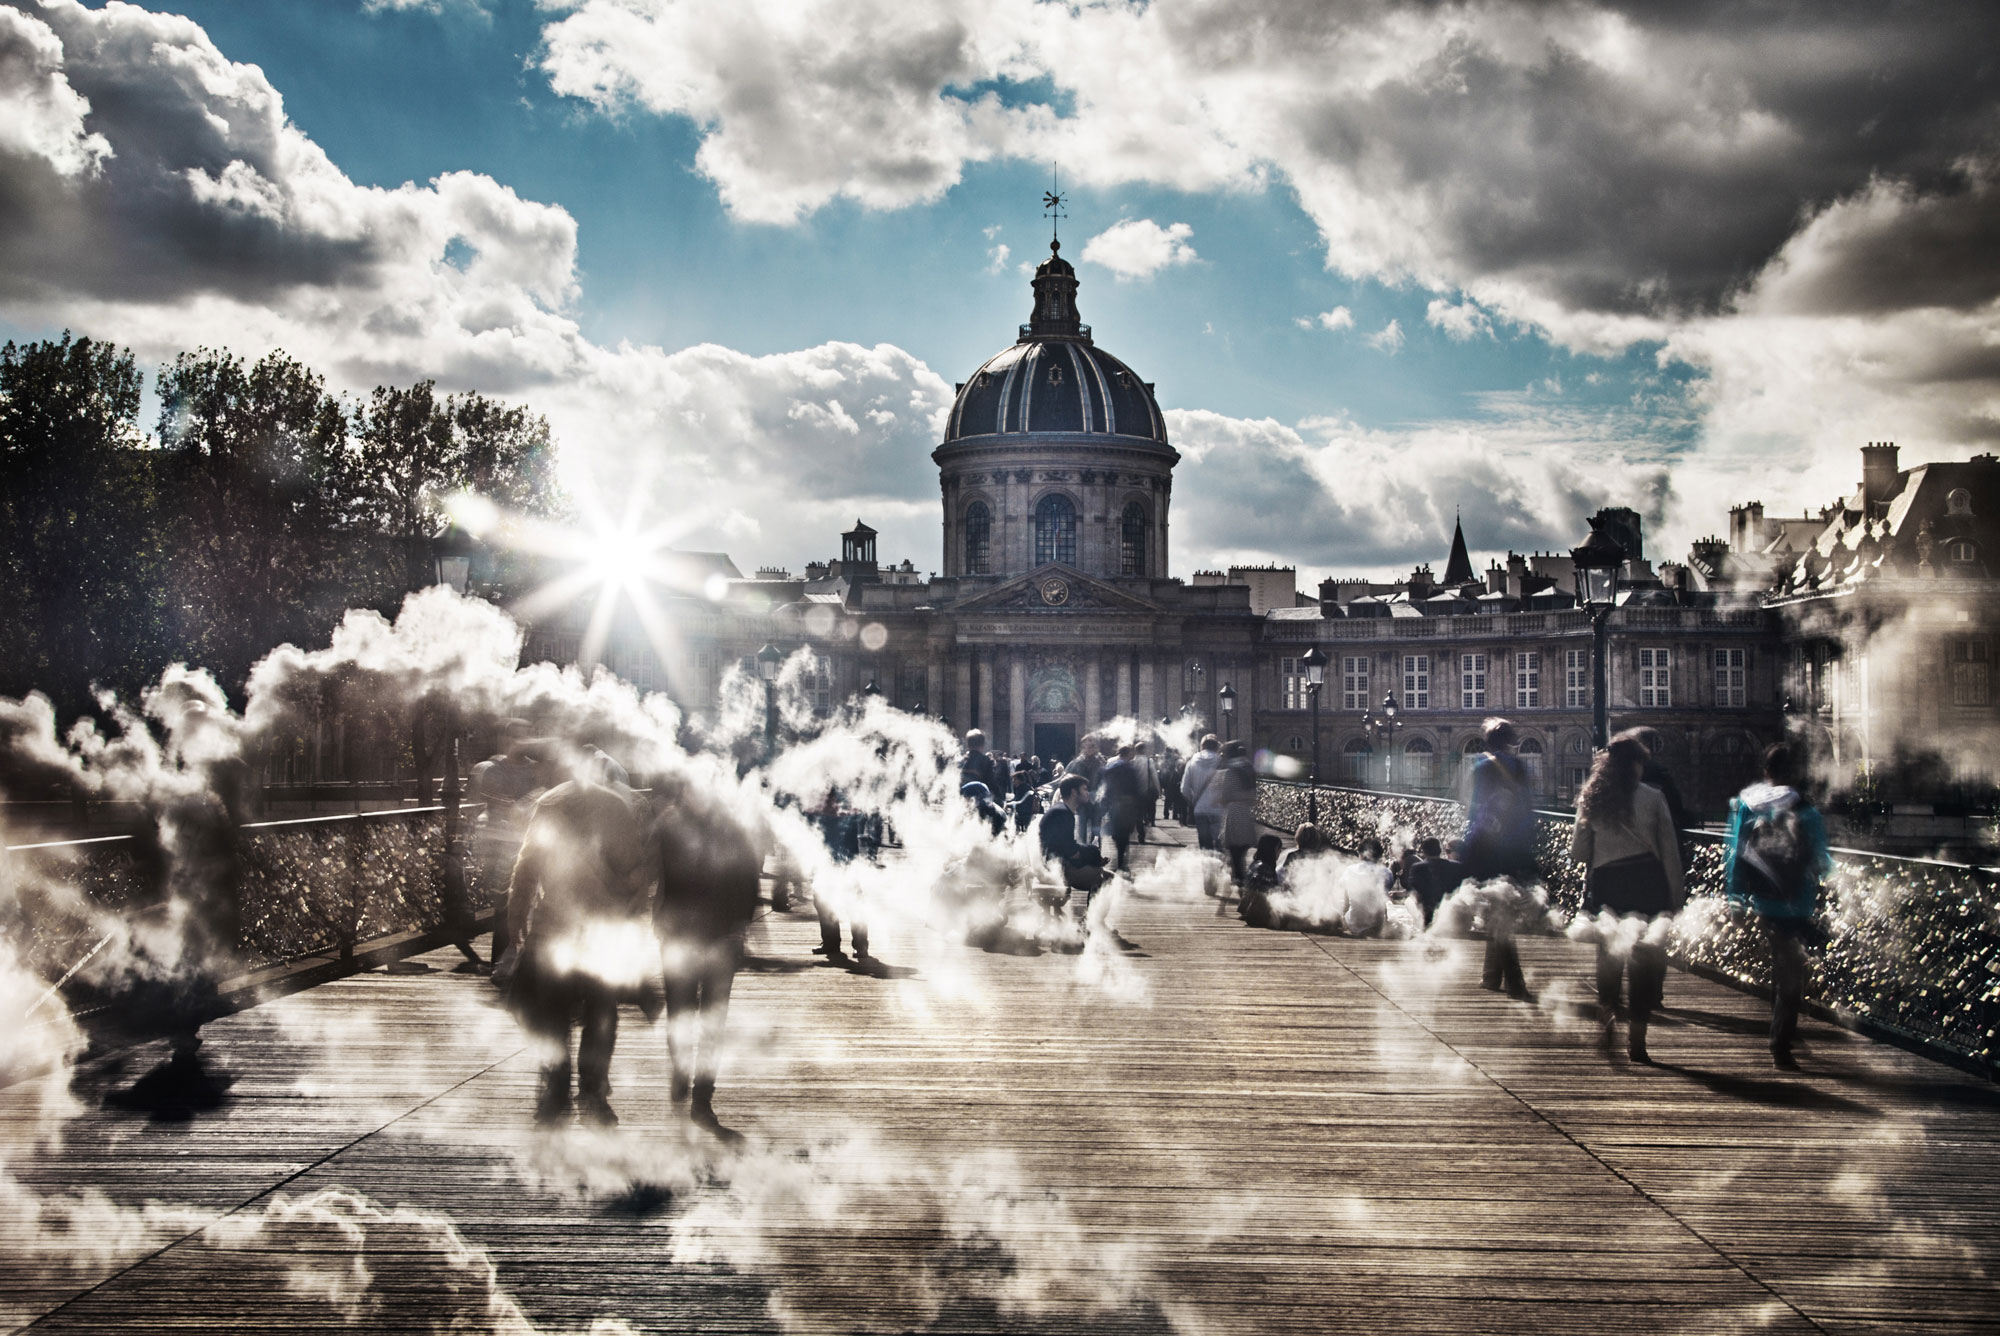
<box><xmin>1506</xmin><ymin>552</ymin><xmax>1528</xmax><ymax>599</ymax></box>
<box><xmin>1485</xmin><ymin>561</ymin><xmax>1506</xmax><ymax>596</ymax></box>
<box><xmin>1729</xmin><ymin>501</ymin><xmax>1764</xmax><ymax>553</ymax></box>
<box><xmin>1861</xmin><ymin>442</ymin><xmax>1900</xmax><ymax>511</ymax></box>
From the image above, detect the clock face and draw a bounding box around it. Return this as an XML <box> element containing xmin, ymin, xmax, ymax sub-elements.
<box><xmin>1040</xmin><ymin>577</ymin><xmax>1070</xmax><ymax>606</ymax></box>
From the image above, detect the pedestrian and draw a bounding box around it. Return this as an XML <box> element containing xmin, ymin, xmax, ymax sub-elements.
<box><xmin>1617</xmin><ymin>726</ymin><xmax>1690</xmax><ymax>866</ymax></box>
<box><xmin>961</xmin><ymin>780</ymin><xmax>1007</xmax><ymax>836</ymax></box>
<box><xmin>1099</xmin><ymin>744</ymin><xmax>1144</xmax><ymax>872</ymax></box>
<box><xmin>500</xmin><ymin>772</ymin><xmax>651</xmax><ymax>1127</ymax></box>
<box><xmin>651</xmin><ymin>775</ymin><xmax>761</xmax><ymax>1135</ymax></box>
<box><xmin>1461</xmin><ymin>717</ymin><xmax>1540</xmax><ymax>1000</ymax></box>
<box><xmin>1134</xmin><ymin>741</ymin><xmax>1160</xmax><ymax>842</ymax></box>
<box><xmin>1571</xmin><ymin>734</ymin><xmax>1685</xmax><ymax>1063</ymax></box>
<box><xmin>1404</xmin><ymin>837</ymin><xmax>1467</xmax><ymax>928</ymax></box>
<box><xmin>1216</xmin><ymin>739</ymin><xmax>1258</xmax><ymax>883</ymax></box>
<box><xmin>1181</xmin><ymin>734</ymin><xmax>1224</xmax><ymax>852</ymax></box>
<box><xmin>1724</xmin><ymin>743</ymin><xmax>1832</xmax><ymax>1070</ymax></box>
<box><xmin>810</xmin><ymin>790</ymin><xmax>871</xmax><ymax>963</ymax></box>
<box><xmin>1040</xmin><ymin>775</ymin><xmax>1110</xmax><ymax>911</ymax></box>
<box><xmin>1065</xmin><ymin>737</ymin><xmax>1105</xmax><ymax>842</ymax></box>
<box><xmin>959</xmin><ymin>729</ymin><xmax>998</xmax><ymax>793</ymax></box>
<box><xmin>470</xmin><ymin>725</ymin><xmax>545</xmax><ymax>961</ymax></box>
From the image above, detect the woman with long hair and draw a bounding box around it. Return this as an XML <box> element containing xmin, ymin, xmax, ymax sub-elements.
<box><xmin>1570</xmin><ymin>734</ymin><xmax>1685</xmax><ymax>1063</ymax></box>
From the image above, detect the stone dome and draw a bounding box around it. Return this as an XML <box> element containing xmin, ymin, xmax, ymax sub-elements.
<box><xmin>941</xmin><ymin>240</ymin><xmax>1168</xmax><ymax>446</ymax></box>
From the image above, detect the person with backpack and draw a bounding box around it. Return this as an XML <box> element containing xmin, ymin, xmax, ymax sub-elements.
<box><xmin>1571</xmin><ymin>734</ymin><xmax>1685</xmax><ymax>1063</ymax></box>
<box><xmin>1461</xmin><ymin>718</ymin><xmax>1540</xmax><ymax>999</ymax></box>
<box><xmin>1724</xmin><ymin>743</ymin><xmax>1833</xmax><ymax>1070</ymax></box>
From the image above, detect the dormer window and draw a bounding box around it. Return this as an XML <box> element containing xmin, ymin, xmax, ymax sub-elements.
<box><xmin>1048</xmin><ymin>363</ymin><xmax>1064</xmax><ymax>386</ymax></box>
<box><xmin>1948</xmin><ymin>487</ymin><xmax>1974</xmax><ymax>517</ymax></box>
<box><xmin>1950</xmin><ymin>539</ymin><xmax>1978</xmax><ymax>563</ymax></box>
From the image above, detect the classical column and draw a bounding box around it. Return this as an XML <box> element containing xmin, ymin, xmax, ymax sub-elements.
<box><xmin>1116</xmin><ymin>658</ymin><xmax>1133</xmax><ymax>719</ymax></box>
<box><xmin>927</xmin><ymin>651</ymin><xmax>945</xmax><ymax>723</ymax></box>
<box><xmin>1237</xmin><ymin>662</ymin><xmax>1255</xmax><ymax>748</ymax></box>
<box><xmin>1138</xmin><ymin>660</ymin><xmax>1156</xmax><ymax>727</ymax></box>
<box><xmin>1084</xmin><ymin>655</ymin><xmax>1103</xmax><ymax>733</ymax></box>
<box><xmin>1008</xmin><ymin>655</ymin><xmax>1027</xmax><ymax>754</ymax></box>
<box><xmin>977</xmin><ymin>652</ymin><xmax>995</xmax><ymax>735</ymax></box>
<box><xmin>955</xmin><ymin>657</ymin><xmax>972</xmax><ymax>732</ymax></box>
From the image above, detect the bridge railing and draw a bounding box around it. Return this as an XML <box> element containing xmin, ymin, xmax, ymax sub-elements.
<box><xmin>6</xmin><ymin>806</ymin><xmax>495</xmax><ymax>997</ymax></box>
<box><xmin>1257</xmin><ymin>780</ymin><xmax>2000</xmax><ymax>1075</ymax></box>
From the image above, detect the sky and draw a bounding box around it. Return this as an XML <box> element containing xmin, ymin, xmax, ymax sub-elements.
<box><xmin>1</xmin><ymin>0</ymin><xmax>1996</xmax><ymax>586</ymax></box>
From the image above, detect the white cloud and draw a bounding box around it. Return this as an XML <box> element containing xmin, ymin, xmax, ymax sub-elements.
<box><xmin>1078</xmin><ymin>218</ymin><xmax>1197</xmax><ymax>281</ymax></box>
<box><xmin>529</xmin><ymin>0</ymin><xmax>2000</xmax><ymax>528</ymax></box>
<box><xmin>1365</xmin><ymin>319</ymin><xmax>1403</xmax><ymax>353</ymax></box>
<box><xmin>985</xmin><ymin>242</ymin><xmax>1010</xmax><ymax>273</ymax></box>
<box><xmin>1297</xmin><ymin>306</ymin><xmax>1353</xmax><ymax>332</ymax></box>
<box><xmin>0</xmin><ymin>6</ymin><xmax>108</xmax><ymax>177</ymax></box>
<box><xmin>361</xmin><ymin>0</ymin><xmax>490</xmax><ymax>14</ymax></box>
<box><xmin>1425</xmin><ymin>297</ymin><xmax>1490</xmax><ymax>341</ymax></box>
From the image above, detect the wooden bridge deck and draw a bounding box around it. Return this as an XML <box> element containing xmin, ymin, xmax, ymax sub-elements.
<box><xmin>5</xmin><ymin>824</ymin><xmax>1998</xmax><ymax>1334</ymax></box>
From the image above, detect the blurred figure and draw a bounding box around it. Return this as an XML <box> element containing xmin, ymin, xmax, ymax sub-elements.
<box><xmin>1616</xmin><ymin>726</ymin><xmax>1690</xmax><ymax>865</ymax></box>
<box><xmin>1279</xmin><ymin>823</ymin><xmax>1328</xmax><ymax>883</ymax></box>
<box><xmin>1572</xmin><ymin>735</ymin><xmax>1685</xmax><ymax>1063</ymax></box>
<box><xmin>1134</xmin><ymin>741</ymin><xmax>1160</xmax><ymax>842</ymax></box>
<box><xmin>1180</xmin><ymin>734</ymin><xmax>1224</xmax><ymax>852</ymax></box>
<box><xmin>1065</xmin><ymin>736</ymin><xmax>1105</xmax><ymax>843</ymax></box>
<box><xmin>1724</xmin><ymin>743</ymin><xmax>1832</xmax><ymax>1070</ymax></box>
<box><xmin>1099</xmin><ymin>744</ymin><xmax>1144</xmax><ymax>872</ymax></box>
<box><xmin>1216</xmin><ymin>740</ymin><xmax>1258</xmax><ymax>883</ymax></box>
<box><xmin>651</xmin><ymin>777</ymin><xmax>762</xmax><ymax>1135</ymax></box>
<box><xmin>1461</xmin><ymin>718</ymin><xmax>1539</xmax><ymax>1000</ymax></box>
<box><xmin>811</xmin><ymin>790</ymin><xmax>870</xmax><ymax>963</ymax></box>
<box><xmin>1238</xmin><ymin>833</ymin><xmax>1285</xmax><ymax>927</ymax></box>
<box><xmin>960</xmin><ymin>729</ymin><xmax>998</xmax><ymax>792</ymax></box>
<box><xmin>502</xmin><ymin>773</ymin><xmax>650</xmax><ymax>1127</ymax></box>
<box><xmin>471</xmin><ymin>722</ymin><xmax>545</xmax><ymax>961</ymax></box>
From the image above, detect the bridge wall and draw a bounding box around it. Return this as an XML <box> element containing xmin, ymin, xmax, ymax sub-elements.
<box><xmin>1257</xmin><ymin>780</ymin><xmax>2000</xmax><ymax>1075</ymax></box>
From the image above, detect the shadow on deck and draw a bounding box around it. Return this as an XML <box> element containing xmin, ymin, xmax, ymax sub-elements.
<box><xmin>4</xmin><ymin>824</ymin><xmax>1997</xmax><ymax>1335</ymax></box>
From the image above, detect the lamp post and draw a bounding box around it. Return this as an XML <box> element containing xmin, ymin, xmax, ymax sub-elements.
<box><xmin>1571</xmin><ymin>521</ymin><xmax>1626</xmax><ymax>749</ymax></box>
<box><xmin>1301</xmin><ymin>646</ymin><xmax>1328</xmax><ymax>823</ymax></box>
<box><xmin>1187</xmin><ymin>660</ymin><xmax>1205</xmax><ymax>717</ymax></box>
<box><xmin>756</xmin><ymin>643</ymin><xmax>783</xmax><ymax>759</ymax></box>
<box><xmin>1362</xmin><ymin>691</ymin><xmax>1401</xmax><ymax>789</ymax></box>
<box><xmin>1218</xmin><ymin>682</ymin><xmax>1236</xmax><ymax>743</ymax></box>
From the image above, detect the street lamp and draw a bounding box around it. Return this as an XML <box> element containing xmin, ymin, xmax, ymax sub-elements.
<box><xmin>431</xmin><ymin>519</ymin><xmax>478</xmax><ymax>596</ymax></box>
<box><xmin>1571</xmin><ymin>521</ymin><xmax>1626</xmax><ymax>749</ymax></box>
<box><xmin>1301</xmin><ymin>646</ymin><xmax>1328</xmax><ymax>823</ymax></box>
<box><xmin>1187</xmin><ymin>659</ymin><xmax>1205</xmax><ymax>715</ymax></box>
<box><xmin>756</xmin><ymin>643</ymin><xmax>783</xmax><ymax>758</ymax></box>
<box><xmin>1218</xmin><ymin>682</ymin><xmax>1236</xmax><ymax>742</ymax></box>
<box><xmin>1362</xmin><ymin>690</ymin><xmax>1402</xmax><ymax>789</ymax></box>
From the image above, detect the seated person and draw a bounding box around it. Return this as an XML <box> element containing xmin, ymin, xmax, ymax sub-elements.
<box><xmin>1404</xmin><ymin>836</ymin><xmax>1468</xmax><ymax>928</ymax></box>
<box><xmin>1239</xmin><ymin>833</ymin><xmax>1286</xmax><ymax>927</ymax></box>
<box><xmin>1279</xmin><ymin>823</ymin><xmax>1328</xmax><ymax>882</ymax></box>
<box><xmin>1038</xmin><ymin>776</ymin><xmax>1108</xmax><ymax>904</ymax></box>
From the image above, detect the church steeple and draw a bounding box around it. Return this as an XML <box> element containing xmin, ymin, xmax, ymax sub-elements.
<box><xmin>1024</xmin><ymin>238</ymin><xmax>1084</xmax><ymax>339</ymax></box>
<box><xmin>1444</xmin><ymin>513</ymin><xmax>1475</xmax><ymax>586</ymax></box>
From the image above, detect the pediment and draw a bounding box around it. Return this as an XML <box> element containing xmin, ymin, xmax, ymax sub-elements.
<box><xmin>945</xmin><ymin>565</ymin><xmax>1159</xmax><ymax>614</ymax></box>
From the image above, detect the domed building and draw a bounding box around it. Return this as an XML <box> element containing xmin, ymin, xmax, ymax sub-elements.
<box><xmin>936</xmin><ymin>240</ymin><xmax>1176</xmax><ymax>581</ymax></box>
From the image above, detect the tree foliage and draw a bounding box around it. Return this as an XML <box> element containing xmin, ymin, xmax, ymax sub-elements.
<box><xmin>0</xmin><ymin>334</ymin><xmax>565</xmax><ymax>717</ymax></box>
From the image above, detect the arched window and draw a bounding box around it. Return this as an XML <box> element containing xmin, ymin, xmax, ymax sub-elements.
<box><xmin>1404</xmin><ymin>737</ymin><xmax>1435</xmax><ymax>787</ymax></box>
<box><xmin>1034</xmin><ymin>493</ymin><xmax>1077</xmax><ymax>566</ymax></box>
<box><xmin>1341</xmin><ymin>736</ymin><xmax>1374</xmax><ymax>783</ymax></box>
<box><xmin>963</xmin><ymin>500</ymin><xmax>991</xmax><ymax>574</ymax></box>
<box><xmin>1120</xmin><ymin>501</ymin><xmax>1148</xmax><ymax>576</ymax></box>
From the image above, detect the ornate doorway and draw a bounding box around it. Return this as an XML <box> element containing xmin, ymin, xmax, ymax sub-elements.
<box><xmin>1033</xmin><ymin>723</ymin><xmax>1077</xmax><ymax>765</ymax></box>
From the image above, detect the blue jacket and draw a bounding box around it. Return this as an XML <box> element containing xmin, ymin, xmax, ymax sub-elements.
<box><xmin>1723</xmin><ymin>782</ymin><xmax>1832</xmax><ymax>919</ymax></box>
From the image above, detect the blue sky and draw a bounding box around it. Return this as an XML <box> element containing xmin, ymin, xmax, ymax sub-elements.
<box><xmin>2</xmin><ymin>0</ymin><xmax>1993</xmax><ymax>580</ymax></box>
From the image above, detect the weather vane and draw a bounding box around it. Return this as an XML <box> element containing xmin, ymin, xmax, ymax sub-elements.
<box><xmin>1043</xmin><ymin>165</ymin><xmax>1066</xmax><ymax>245</ymax></box>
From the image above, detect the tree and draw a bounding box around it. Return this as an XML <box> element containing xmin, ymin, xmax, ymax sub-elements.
<box><xmin>155</xmin><ymin>349</ymin><xmax>356</xmax><ymax>692</ymax></box>
<box><xmin>0</xmin><ymin>334</ymin><xmax>163</xmax><ymax>711</ymax></box>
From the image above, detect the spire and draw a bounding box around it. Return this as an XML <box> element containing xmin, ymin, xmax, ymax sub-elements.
<box><xmin>1443</xmin><ymin>514</ymin><xmax>1475</xmax><ymax>586</ymax></box>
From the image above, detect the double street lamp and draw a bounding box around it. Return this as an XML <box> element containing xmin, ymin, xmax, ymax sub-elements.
<box><xmin>1301</xmin><ymin>646</ymin><xmax>1328</xmax><ymax>823</ymax></box>
<box><xmin>1361</xmin><ymin>690</ymin><xmax>1401</xmax><ymax>789</ymax></box>
<box><xmin>1571</xmin><ymin>522</ymin><xmax>1626</xmax><ymax>749</ymax></box>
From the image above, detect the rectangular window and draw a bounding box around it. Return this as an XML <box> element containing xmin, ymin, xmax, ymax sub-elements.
<box><xmin>1403</xmin><ymin>654</ymin><xmax>1431</xmax><ymax>710</ymax></box>
<box><xmin>1280</xmin><ymin>657</ymin><xmax>1307</xmax><ymax>710</ymax></box>
<box><xmin>804</xmin><ymin>652</ymin><xmax>833</xmax><ymax>716</ymax></box>
<box><xmin>1564</xmin><ymin>648</ymin><xmax>1588</xmax><ymax>709</ymax></box>
<box><xmin>1461</xmin><ymin>652</ymin><xmax>1488</xmax><ymax>710</ymax></box>
<box><xmin>1639</xmin><ymin>646</ymin><xmax>1672</xmax><ymax>708</ymax></box>
<box><xmin>1342</xmin><ymin>655</ymin><xmax>1370</xmax><ymax>711</ymax></box>
<box><xmin>1714</xmin><ymin>647</ymin><xmax>1747</xmax><ymax>708</ymax></box>
<box><xmin>1515</xmin><ymin>651</ymin><xmax>1541</xmax><ymax>709</ymax></box>
<box><xmin>1952</xmin><ymin>639</ymin><xmax>1990</xmax><ymax>707</ymax></box>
